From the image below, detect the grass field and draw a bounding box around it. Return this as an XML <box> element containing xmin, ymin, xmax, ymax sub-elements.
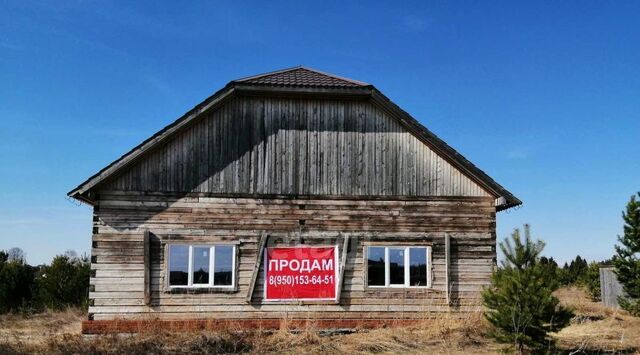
<box><xmin>1</xmin><ymin>287</ymin><xmax>638</xmax><ymax>354</ymax></box>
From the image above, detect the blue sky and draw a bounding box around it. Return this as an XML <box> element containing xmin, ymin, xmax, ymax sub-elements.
<box><xmin>1</xmin><ymin>1</ymin><xmax>638</xmax><ymax>265</ymax></box>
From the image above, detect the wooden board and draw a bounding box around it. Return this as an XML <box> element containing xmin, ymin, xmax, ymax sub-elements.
<box><xmin>102</xmin><ymin>97</ymin><xmax>492</xmax><ymax>199</ymax></box>
<box><xmin>599</xmin><ymin>267</ymin><xmax>625</xmax><ymax>308</ymax></box>
<box><xmin>88</xmin><ymin>193</ymin><xmax>496</xmax><ymax>321</ymax></box>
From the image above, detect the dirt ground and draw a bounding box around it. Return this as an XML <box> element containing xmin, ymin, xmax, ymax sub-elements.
<box><xmin>0</xmin><ymin>287</ymin><xmax>638</xmax><ymax>354</ymax></box>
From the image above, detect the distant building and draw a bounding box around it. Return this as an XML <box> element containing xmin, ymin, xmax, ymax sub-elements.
<box><xmin>68</xmin><ymin>67</ymin><xmax>521</xmax><ymax>333</ymax></box>
<box><xmin>600</xmin><ymin>266</ymin><xmax>625</xmax><ymax>308</ymax></box>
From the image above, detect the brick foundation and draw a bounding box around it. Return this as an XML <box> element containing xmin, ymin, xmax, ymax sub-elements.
<box><xmin>81</xmin><ymin>318</ymin><xmax>424</xmax><ymax>334</ymax></box>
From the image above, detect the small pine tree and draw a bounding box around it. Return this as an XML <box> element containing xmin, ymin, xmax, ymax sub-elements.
<box><xmin>613</xmin><ymin>192</ymin><xmax>640</xmax><ymax>315</ymax></box>
<box><xmin>558</xmin><ymin>262</ymin><xmax>570</xmax><ymax>285</ymax></box>
<box><xmin>570</xmin><ymin>256</ymin><xmax>589</xmax><ymax>283</ymax></box>
<box><xmin>581</xmin><ymin>261</ymin><xmax>605</xmax><ymax>301</ymax></box>
<box><xmin>482</xmin><ymin>225</ymin><xmax>573</xmax><ymax>352</ymax></box>
<box><xmin>558</xmin><ymin>256</ymin><xmax>589</xmax><ymax>285</ymax></box>
<box><xmin>539</xmin><ymin>256</ymin><xmax>559</xmax><ymax>281</ymax></box>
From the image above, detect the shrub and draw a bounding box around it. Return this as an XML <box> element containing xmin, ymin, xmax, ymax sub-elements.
<box><xmin>37</xmin><ymin>254</ymin><xmax>91</xmax><ymax>309</ymax></box>
<box><xmin>482</xmin><ymin>224</ymin><xmax>573</xmax><ymax>352</ymax></box>
<box><xmin>581</xmin><ymin>261</ymin><xmax>602</xmax><ymax>301</ymax></box>
<box><xmin>538</xmin><ymin>256</ymin><xmax>560</xmax><ymax>281</ymax></box>
<box><xmin>0</xmin><ymin>251</ymin><xmax>36</xmax><ymax>313</ymax></box>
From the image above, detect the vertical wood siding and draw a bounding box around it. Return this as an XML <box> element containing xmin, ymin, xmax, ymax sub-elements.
<box><xmin>103</xmin><ymin>97</ymin><xmax>490</xmax><ymax>198</ymax></box>
<box><xmin>599</xmin><ymin>267</ymin><xmax>625</xmax><ymax>308</ymax></box>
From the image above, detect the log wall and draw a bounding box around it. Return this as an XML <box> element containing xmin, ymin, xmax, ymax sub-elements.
<box><xmin>89</xmin><ymin>191</ymin><xmax>496</xmax><ymax>321</ymax></box>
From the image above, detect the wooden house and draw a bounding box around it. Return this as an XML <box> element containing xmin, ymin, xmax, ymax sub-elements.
<box><xmin>68</xmin><ymin>67</ymin><xmax>521</xmax><ymax>333</ymax></box>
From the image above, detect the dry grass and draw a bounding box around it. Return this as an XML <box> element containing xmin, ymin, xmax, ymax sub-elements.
<box><xmin>0</xmin><ymin>308</ymin><xmax>82</xmax><ymax>345</ymax></box>
<box><xmin>1</xmin><ymin>288</ymin><xmax>639</xmax><ymax>354</ymax></box>
<box><xmin>0</xmin><ymin>311</ymin><xmax>497</xmax><ymax>354</ymax></box>
<box><xmin>250</xmin><ymin>311</ymin><xmax>498</xmax><ymax>354</ymax></box>
<box><xmin>336</xmin><ymin>312</ymin><xmax>497</xmax><ymax>354</ymax></box>
<box><xmin>552</xmin><ymin>286</ymin><xmax>640</xmax><ymax>353</ymax></box>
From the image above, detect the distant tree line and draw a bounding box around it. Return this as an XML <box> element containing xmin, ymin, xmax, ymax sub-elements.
<box><xmin>538</xmin><ymin>254</ymin><xmax>610</xmax><ymax>301</ymax></box>
<box><xmin>0</xmin><ymin>249</ymin><xmax>90</xmax><ymax>314</ymax></box>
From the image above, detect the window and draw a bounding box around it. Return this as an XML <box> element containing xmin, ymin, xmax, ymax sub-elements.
<box><xmin>168</xmin><ymin>244</ymin><xmax>236</xmax><ymax>288</ymax></box>
<box><xmin>366</xmin><ymin>246</ymin><xmax>430</xmax><ymax>288</ymax></box>
<box><xmin>367</xmin><ymin>247</ymin><xmax>385</xmax><ymax>286</ymax></box>
<box><xmin>169</xmin><ymin>245</ymin><xmax>189</xmax><ymax>286</ymax></box>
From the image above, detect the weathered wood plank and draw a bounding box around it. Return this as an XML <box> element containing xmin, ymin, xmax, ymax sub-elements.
<box><xmin>143</xmin><ymin>230</ymin><xmax>151</xmax><ymax>306</ymax></box>
<box><xmin>246</xmin><ymin>233</ymin><xmax>267</xmax><ymax>303</ymax></box>
<box><xmin>89</xmin><ymin>192</ymin><xmax>496</xmax><ymax>320</ymax></box>
<box><xmin>336</xmin><ymin>235</ymin><xmax>350</xmax><ymax>302</ymax></box>
<box><xmin>101</xmin><ymin>97</ymin><xmax>492</xmax><ymax>198</ymax></box>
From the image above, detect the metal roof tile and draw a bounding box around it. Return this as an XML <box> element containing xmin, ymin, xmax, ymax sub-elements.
<box><xmin>234</xmin><ymin>66</ymin><xmax>369</xmax><ymax>88</ymax></box>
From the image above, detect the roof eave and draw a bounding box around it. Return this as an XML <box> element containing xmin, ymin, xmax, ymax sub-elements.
<box><xmin>233</xmin><ymin>83</ymin><xmax>373</xmax><ymax>99</ymax></box>
<box><xmin>67</xmin><ymin>82</ymin><xmax>238</xmax><ymax>200</ymax></box>
<box><xmin>496</xmin><ymin>198</ymin><xmax>523</xmax><ymax>212</ymax></box>
<box><xmin>369</xmin><ymin>88</ymin><xmax>522</xmax><ymax>212</ymax></box>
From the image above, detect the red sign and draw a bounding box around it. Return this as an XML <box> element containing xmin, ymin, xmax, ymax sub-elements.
<box><xmin>264</xmin><ymin>246</ymin><xmax>338</xmax><ymax>301</ymax></box>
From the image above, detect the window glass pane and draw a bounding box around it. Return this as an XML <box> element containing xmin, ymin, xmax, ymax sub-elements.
<box><xmin>367</xmin><ymin>247</ymin><xmax>385</xmax><ymax>286</ymax></box>
<box><xmin>214</xmin><ymin>246</ymin><xmax>234</xmax><ymax>286</ymax></box>
<box><xmin>169</xmin><ymin>245</ymin><xmax>189</xmax><ymax>286</ymax></box>
<box><xmin>192</xmin><ymin>247</ymin><xmax>210</xmax><ymax>284</ymax></box>
<box><xmin>409</xmin><ymin>248</ymin><xmax>428</xmax><ymax>286</ymax></box>
<box><xmin>389</xmin><ymin>248</ymin><xmax>405</xmax><ymax>285</ymax></box>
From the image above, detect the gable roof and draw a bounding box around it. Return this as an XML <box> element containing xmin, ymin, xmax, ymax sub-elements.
<box><xmin>68</xmin><ymin>66</ymin><xmax>521</xmax><ymax>211</ymax></box>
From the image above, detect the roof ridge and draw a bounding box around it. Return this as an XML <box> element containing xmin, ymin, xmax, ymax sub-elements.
<box><xmin>233</xmin><ymin>66</ymin><xmax>304</xmax><ymax>83</ymax></box>
<box><xmin>233</xmin><ymin>66</ymin><xmax>370</xmax><ymax>87</ymax></box>
<box><xmin>295</xmin><ymin>66</ymin><xmax>370</xmax><ymax>86</ymax></box>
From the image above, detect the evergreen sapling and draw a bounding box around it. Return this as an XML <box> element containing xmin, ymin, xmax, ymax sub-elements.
<box><xmin>482</xmin><ymin>225</ymin><xmax>573</xmax><ymax>352</ymax></box>
<box><xmin>613</xmin><ymin>192</ymin><xmax>640</xmax><ymax>315</ymax></box>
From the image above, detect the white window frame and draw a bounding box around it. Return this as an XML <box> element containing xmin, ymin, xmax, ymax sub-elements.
<box><xmin>167</xmin><ymin>244</ymin><xmax>236</xmax><ymax>289</ymax></box>
<box><xmin>365</xmin><ymin>246</ymin><xmax>432</xmax><ymax>289</ymax></box>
